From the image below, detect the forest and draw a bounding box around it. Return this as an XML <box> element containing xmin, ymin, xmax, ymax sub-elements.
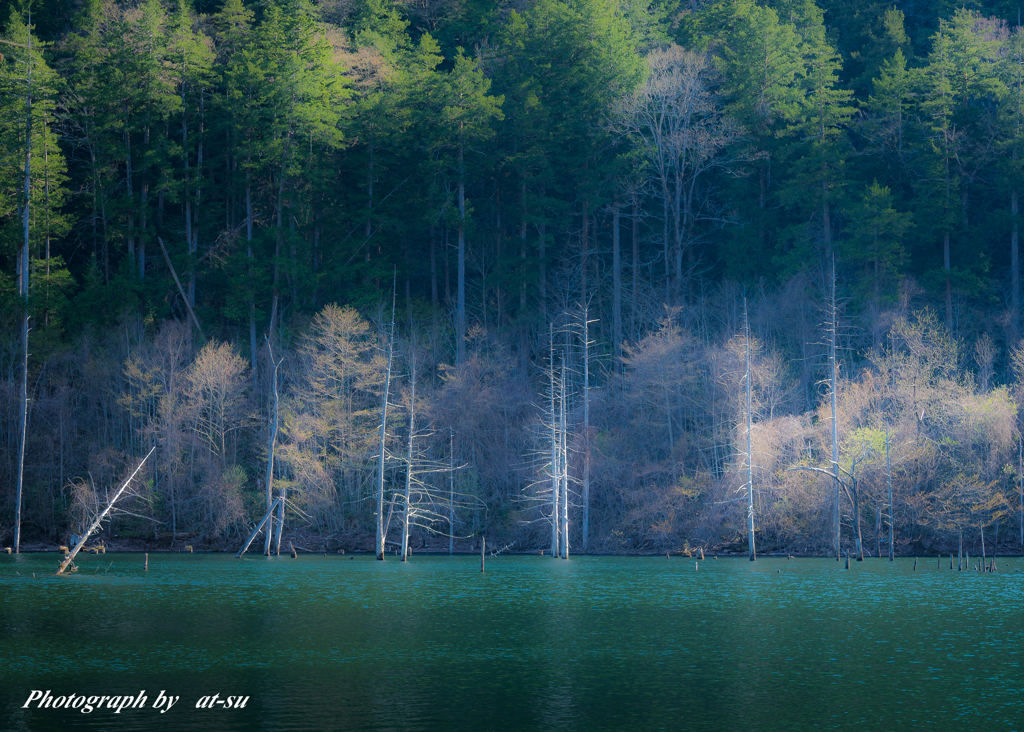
<box><xmin>2</xmin><ymin>0</ymin><xmax>1024</xmax><ymax>559</ymax></box>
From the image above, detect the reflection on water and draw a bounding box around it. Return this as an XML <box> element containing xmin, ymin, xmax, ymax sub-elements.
<box><xmin>1</xmin><ymin>553</ymin><xmax>1022</xmax><ymax>731</ymax></box>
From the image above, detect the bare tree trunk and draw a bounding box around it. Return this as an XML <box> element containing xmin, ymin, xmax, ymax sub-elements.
<box><xmin>612</xmin><ymin>201</ymin><xmax>622</xmax><ymax>374</ymax></box>
<box><xmin>264</xmin><ymin>338</ymin><xmax>281</xmax><ymax>556</ymax></box>
<box><xmin>125</xmin><ymin>132</ymin><xmax>135</xmax><ymax>275</ymax></box>
<box><xmin>581</xmin><ymin>205</ymin><xmax>589</xmax><ymax>316</ymax></box>
<box><xmin>56</xmin><ymin>449</ymin><xmax>154</xmax><ymax>574</ymax></box>
<box><xmin>140</xmin><ymin>127</ymin><xmax>149</xmax><ymax>284</ymax></box>
<box><xmin>449</xmin><ymin>427</ymin><xmax>454</xmax><ymax>555</ymax></box>
<box><xmin>14</xmin><ymin>25</ymin><xmax>32</xmax><ymax>554</ymax></box>
<box><xmin>539</xmin><ymin>218</ymin><xmax>547</xmax><ymax>318</ymax></box>
<box><xmin>745</xmin><ymin>300</ymin><xmax>755</xmax><ymax>562</ymax></box>
<box><xmin>269</xmin><ymin>170</ymin><xmax>284</xmax><ymax>343</ymax></box>
<box><xmin>457</xmin><ymin>138</ymin><xmax>466</xmax><ymax>365</ymax></box>
<box><xmin>182</xmin><ymin>83</ymin><xmax>193</xmax><ymax>304</ymax></box>
<box><xmin>376</xmin><ymin>282</ymin><xmax>396</xmax><ymax>560</ymax></box>
<box><xmin>631</xmin><ymin>198</ymin><xmax>639</xmax><ymax>342</ymax></box>
<box><xmin>875</xmin><ymin>505</ymin><xmax>882</xmax><ymax>558</ymax></box>
<box><xmin>1012</xmin><ymin>178</ymin><xmax>1019</xmax><ymax>341</ymax></box>
<box><xmin>157</xmin><ymin>238</ymin><xmax>203</xmax><ymax>334</ymax></box>
<box><xmin>582</xmin><ymin>305</ymin><xmax>591</xmax><ymax>553</ymax></box>
<box><xmin>401</xmin><ymin>357</ymin><xmax>417</xmax><ymax>562</ymax></box>
<box><xmin>852</xmin><ymin>476</ymin><xmax>864</xmax><ymax>561</ymax></box>
<box><xmin>520</xmin><ymin>181</ymin><xmax>527</xmax><ymax>312</ymax></box>
<box><xmin>560</xmin><ymin>362</ymin><xmax>569</xmax><ymax>560</ymax></box>
<box><xmin>550</xmin><ymin>325</ymin><xmax>559</xmax><ymax>558</ymax></box>
<box><xmin>944</xmin><ymin>229</ymin><xmax>952</xmax><ymax>330</ymax></box>
<box><xmin>886</xmin><ymin>427</ymin><xmax>894</xmax><ymax>561</ymax></box>
<box><xmin>822</xmin><ymin>176</ymin><xmax>831</xmax><ymax>258</ymax></box>
<box><xmin>829</xmin><ymin>257</ymin><xmax>840</xmax><ymax>559</ymax></box>
<box><xmin>246</xmin><ymin>172</ymin><xmax>257</xmax><ymax>390</ymax></box>
<box><xmin>236</xmin><ymin>496</ymin><xmax>281</xmax><ymax>558</ymax></box>
<box><xmin>430</xmin><ymin>223</ymin><xmax>438</xmax><ymax>316</ymax></box>
<box><xmin>662</xmin><ymin>188</ymin><xmax>670</xmax><ymax>302</ymax></box>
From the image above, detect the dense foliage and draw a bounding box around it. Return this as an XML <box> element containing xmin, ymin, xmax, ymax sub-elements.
<box><xmin>3</xmin><ymin>0</ymin><xmax>1024</xmax><ymax>556</ymax></box>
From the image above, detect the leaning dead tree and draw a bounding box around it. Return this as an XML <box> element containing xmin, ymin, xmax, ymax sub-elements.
<box><xmin>56</xmin><ymin>448</ymin><xmax>155</xmax><ymax>575</ymax></box>
<box><xmin>236</xmin><ymin>496</ymin><xmax>283</xmax><ymax>558</ymax></box>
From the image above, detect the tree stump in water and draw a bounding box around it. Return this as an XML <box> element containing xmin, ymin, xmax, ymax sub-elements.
<box><xmin>289</xmin><ymin>542</ymin><xmax>297</xmax><ymax>559</ymax></box>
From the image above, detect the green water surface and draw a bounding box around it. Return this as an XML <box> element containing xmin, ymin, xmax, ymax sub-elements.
<box><xmin>1</xmin><ymin>552</ymin><xmax>1022</xmax><ymax>731</ymax></box>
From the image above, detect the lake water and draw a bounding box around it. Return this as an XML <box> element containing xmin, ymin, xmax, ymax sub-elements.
<box><xmin>1</xmin><ymin>552</ymin><xmax>1022</xmax><ymax>731</ymax></box>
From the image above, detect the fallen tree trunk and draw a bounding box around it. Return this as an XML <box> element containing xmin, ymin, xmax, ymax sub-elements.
<box><xmin>236</xmin><ymin>496</ymin><xmax>282</xmax><ymax>558</ymax></box>
<box><xmin>56</xmin><ymin>448</ymin><xmax>155</xmax><ymax>575</ymax></box>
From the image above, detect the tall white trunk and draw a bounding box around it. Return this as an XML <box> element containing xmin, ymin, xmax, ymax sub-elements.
<box><xmin>401</xmin><ymin>358</ymin><xmax>417</xmax><ymax>562</ymax></box>
<box><xmin>582</xmin><ymin>306</ymin><xmax>590</xmax><ymax>553</ymax></box>
<box><xmin>560</xmin><ymin>362</ymin><xmax>569</xmax><ymax>560</ymax></box>
<box><xmin>744</xmin><ymin>300</ymin><xmax>755</xmax><ymax>562</ymax></box>
<box><xmin>14</xmin><ymin>19</ymin><xmax>32</xmax><ymax>554</ymax></box>
<box><xmin>830</xmin><ymin>257</ymin><xmax>840</xmax><ymax>559</ymax></box>
<box><xmin>886</xmin><ymin>427</ymin><xmax>894</xmax><ymax>561</ymax></box>
<box><xmin>246</xmin><ymin>174</ymin><xmax>257</xmax><ymax>390</ymax></box>
<box><xmin>263</xmin><ymin>338</ymin><xmax>281</xmax><ymax>556</ymax></box>
<box><xmin>612</xmin><ymin>202</ymin><xmax>621</xmax><ymax>373</ymax></box>
<box><xmin>550</xmin><ymin>326</ymin><xmax>559</xmax><ymax>558</ymax></box>
<box><xmin>457</xmin><ymin>137</ymin><xmax>466</xmax><ymax>364</ymax></box>
<box><xmin>449</xmin><ymin>428</ymin><xmax>454</xmax><ymax>555</ymax></box>
<box><xmin>376</xmin><ymin>282</ymin><xmax>396</xmax><ymax>560</ymax></box>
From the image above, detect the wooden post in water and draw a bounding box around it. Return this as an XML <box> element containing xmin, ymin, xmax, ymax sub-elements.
<box><xmin>700</xmin><ymin>547</ymin><xmax>705</xmax><ymax>560</ymax></box>
<box><xmin>144</xmin><ymin>553</ymin><xmax>148</xmax><ymax>570</ymax></box>
<box><xmin>949</xmin><ymin>554</ymin><xmax>953</xmax><ymax>569</ymax></box>
<box><xmin>480</xmin><ymin>536</ymin><xmax>485</xmax><ymax>573</ymax></box>
<box><xmin>845</xmin><ymin>552</ymin><xmax>850</xmax><ymax>569</ymax></box>
<box><xmin>289</xmin><ymin>541</ymin><xmax>297</xmax><ymax>559</ymax></box>
<box><xmin>913</xmin><ymin>557</ymin><xmax>918</xmax><ymax>570</ymax></box>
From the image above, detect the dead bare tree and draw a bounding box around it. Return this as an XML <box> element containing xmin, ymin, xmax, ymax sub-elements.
<box><xmin>56</xmin><ymin>448</ymin><xmax>155</xmax><ymax>575</ymax></box>
<box><xmin>744</xmin><ymin>299</ymin><xmax>755</xmax><ymax>561</ymax></box>
<box><xmin>264</xmin><ymin>336</ymin><xmax>282</xmax><ymax>555</ymax></box>
<box><xmin>376</xmin><ymin>279</ymin><xmax>396</xmax><ymax>560</ymax></box>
